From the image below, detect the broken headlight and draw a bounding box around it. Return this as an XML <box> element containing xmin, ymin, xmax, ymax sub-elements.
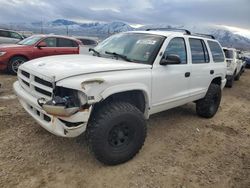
<box><xmin>37</xmin><ymin>87</ymin><xmax>88</xmax><ymax>117</ymax></box>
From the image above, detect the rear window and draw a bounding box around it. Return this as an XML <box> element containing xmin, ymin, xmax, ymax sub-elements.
<box><xmin>208</xmin><ymin>41</ymin><xmax>225</xmax><ymax>62</ymax></box>
<box><xmin>189</xmin><ymin>38</ymin><xmax>209</xmax><ymax>64</ymax></box>
<box><xmin>223</xmin><ymin>49</ymin><xmax>234</xmax><ymax>59</ymax></box>
<box><xmin>57</xmin><ymin>38</ymin><xmax>78</xmax><ymax>47</ymax></box>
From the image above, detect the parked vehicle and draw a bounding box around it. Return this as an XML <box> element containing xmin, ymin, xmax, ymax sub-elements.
<box><xmin>0</xmin><ymin>29</ymin><xmax>25</xmax><ymax>44</ymax></box>
<box><xmin>223</xmin><ymin>48</ymin><xmax>244</xmax><ymax>88</ymax></box>
<box><xmin>14</xmin><ymin>29</ymin><xmax>226</xmax><ymax>165</ymax></box>
<box><xmin>0</xmin><ymin>35</ymin><xmax>82</xmax><ymax>74</ymax></box>
<box><xmin>75</xmin><ymin>36</ymin><xmax>99</xmax><ymax>54</ymax></box>
<box><xmin>243</xmin><ymin>54</ymin><xmax>250</xmax><ymax>68</ymax></box>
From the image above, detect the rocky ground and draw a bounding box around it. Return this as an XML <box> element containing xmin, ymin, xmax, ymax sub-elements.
<box><xmin>0</xmin><ymin>70</ymin><xmax>249</xmax><ymax>188</ymax></box>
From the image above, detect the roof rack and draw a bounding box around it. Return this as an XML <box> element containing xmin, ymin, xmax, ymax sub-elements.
<box><xmin>192</xmin><ymin>33</ymin><xmax>215</xmax><ymax>39</ymax></box>
<box><xmin>146</xmin><ymin>28</ymin><xmax>191</xmax><ymax>35</ymax></box>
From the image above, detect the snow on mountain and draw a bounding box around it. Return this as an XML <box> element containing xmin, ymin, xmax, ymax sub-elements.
<box><xmin>141</xmin><ymin>24</ymin><xmax>250</xmax><ymax>50</ymax></box>
<box><xmin>1</xmin><ymin>19</ymin><xmax>249</xmax><ymax>50</ymax></box>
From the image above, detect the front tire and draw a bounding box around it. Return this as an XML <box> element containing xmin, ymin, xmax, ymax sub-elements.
<box><xmin>7</xmin><ymin>56</ymin><xmax>28</xmax><ymax>75</ymax></box>
<box><xmin>196</xmin><ymin>83</ymin><xmax>221</xmax><ymax>118</ymax></box>
<box><xmin>87</xmin><ymin>101</ymin><xmax>147</xmax><ymax>165</ymax></box>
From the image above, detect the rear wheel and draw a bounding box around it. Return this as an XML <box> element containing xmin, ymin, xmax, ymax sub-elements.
<box><xmin>234</xmin><ymin>71</ymin><xmax>241</xmax><ymax>81</ymax></box>
<box><xmin>196</xmin><ymin>83</ymin><xmax>221</xmax><ymax>118</ymax></box>
<box><xmin>87</xmin><ymin>101</ymin><xmax>147</xmax><ymax>165</ymax></box>
<box><xmin>7</xmin><ymin>56</ymin><xmax>28</xmax><ymax>75</ymax></box>
<box><xmin>226</xmin><ymin>76</ymin><xmax>234</xmax><ymax>88</ymax></box>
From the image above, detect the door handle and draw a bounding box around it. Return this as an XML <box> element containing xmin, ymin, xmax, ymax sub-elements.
<box><xmin>210</xmin><ymin>70</ymin><xmax>214</xmax><ymax>75</ymax></box>
<box><xmin>185</xmin><ymin>72</ymin><xmax>191</xmax><ymax>77</ymax></box>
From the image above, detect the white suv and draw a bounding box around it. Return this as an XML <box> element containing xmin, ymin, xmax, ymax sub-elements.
<box><xmin>223</xmin><ymin>47</ymin><xmax>244</xmax><ymax>87</ymax></box>
<box><xmin>14</xmin><ymin>29</ymin><xmax>226</xmax><ymax>165</ymax></box>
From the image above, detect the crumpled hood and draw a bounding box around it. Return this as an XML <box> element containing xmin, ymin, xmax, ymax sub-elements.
<box><xmin>20</xmin><ymin>54</ymin><xmax>151</xmax><ymax>81</ymax></box>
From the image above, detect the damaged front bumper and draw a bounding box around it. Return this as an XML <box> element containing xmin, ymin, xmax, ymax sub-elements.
<box><xmin>13</xmin><ymin>81</ymin><xmax>92</xmax><ymax>137</ymax></box>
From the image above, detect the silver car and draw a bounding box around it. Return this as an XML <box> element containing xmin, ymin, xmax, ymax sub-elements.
<box><xmin>0</xmin><ymin>29</ymin><xmax>24</xmax><ymax>44</ymax></box>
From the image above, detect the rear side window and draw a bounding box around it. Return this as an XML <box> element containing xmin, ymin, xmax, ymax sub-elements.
<box><xmin>189</xmin><ymin>38</ymin><xmax>209</xmax><ymax>63</ymax></box>
<box><xmin>57</xmin><ymin>38</ymin><xmax>78</xmax><ymax>47</ymax></box>
<box><xmin>0</xmin><ymin>30</ymin><xmax>10</xmax><ymax>38</ymax></box>
<box><xmin>208</xmin><ymin>41</ymin><xmax>225</xmax><ymax>62</ymax></box>
<box><xmin>164</xmin><ymin>37</ymin><xmax>187</xmax><ymax>64</ymax></box>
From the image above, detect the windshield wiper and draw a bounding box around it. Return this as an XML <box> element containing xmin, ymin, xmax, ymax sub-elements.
<box><xmin>105</xmin><ymin>51</ymin><xmax>132</xmax><ymax>62</ymax></box>
<box><xmin>89</xmin><ymin>48</ymin><xmax>100</xmax><ymax>56</ymax></box>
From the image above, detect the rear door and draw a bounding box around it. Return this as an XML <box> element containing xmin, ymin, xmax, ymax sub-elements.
<box><xmin>188</xmin><ymin>38</ymin><xmax>212</xmax><ymax>98</ymax></box>
<box><xmin>56</xmin><ymin>38</ymin><xmax>79</xmax><ymax>55</ymax></box>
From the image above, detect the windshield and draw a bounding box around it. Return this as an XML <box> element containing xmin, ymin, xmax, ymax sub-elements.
<box><xmin>18</xmin><ymin>36</ymin><xmax>43</xmax><ymax>45</ymax></box>
<box><xmin>94</xmin><ymin>33</ymin><xmax>165</xmax><ymax>64</ymax></box>
<box><xmin>223</xmin><ymin>49</ymin><xmax>234</xmax><ymax>59</ymax></box>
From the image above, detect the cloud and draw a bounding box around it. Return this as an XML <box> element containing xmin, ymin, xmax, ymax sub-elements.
<box><xmin>0</xmin><ymin>0</ymin><xmax>249</xmax><ymax>30</ymax></box>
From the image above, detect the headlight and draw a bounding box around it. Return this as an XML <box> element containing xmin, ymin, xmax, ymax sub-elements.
<box><xmin>0</xmin><ymin>52</ymin><xmax>6</xmax><ymax>56</ymax></box>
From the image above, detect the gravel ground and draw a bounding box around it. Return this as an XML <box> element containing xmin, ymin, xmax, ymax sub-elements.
<box><xmin>0</xmin><ymin>70</ymin><xmax>249</xmax><ymax>188</ymax></box>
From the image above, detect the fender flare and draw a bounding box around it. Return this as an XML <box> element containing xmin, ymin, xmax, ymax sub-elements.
<box><xmin>100</xmin><ymin>83</ymin><xmax>151</xmax><ymax>117</ymax></box>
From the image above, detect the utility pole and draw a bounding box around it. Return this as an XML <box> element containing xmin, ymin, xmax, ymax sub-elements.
<box><xmin>66</xmin><ymin>25</ymin><xmax>69</xmax><ymax>36</ymax></box>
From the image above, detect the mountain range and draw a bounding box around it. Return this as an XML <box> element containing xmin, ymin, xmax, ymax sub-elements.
<box><xmin>1</xmin><ymin>19</ymin><xmax>250</xmax><ymax>50</ymax></box>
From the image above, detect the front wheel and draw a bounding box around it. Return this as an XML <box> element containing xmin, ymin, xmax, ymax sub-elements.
<box><xmin>7</xmin><ymin>56</ymin><xmax>28</xmax><ymax>75</ymax></box>
<box><xmin>196</xmin><ymin>83</ymin><xmax>222</xmax><ymax>118</ymax></box>
<box><xmin>87</xmin><ymin>101</ymin><xmax>147</xmax><ymax>165</ymax></box>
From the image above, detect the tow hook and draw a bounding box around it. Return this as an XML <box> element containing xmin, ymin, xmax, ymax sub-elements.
<box><xmin>37</xmin><ymin>97</ymin><xmax>80</xmax><ymax>117</ymax></box>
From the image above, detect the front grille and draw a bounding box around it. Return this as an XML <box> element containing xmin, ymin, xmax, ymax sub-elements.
<box><xmin>35</xmin><ymin>87</ymin><xmax>52</xmax><ymax>97</ymax></box>
<box><xmin>21</xmin><ymin>70</ymin><xmax>30</xmax><ymax>78</ymax></box>
<box><xmin>18</xmin><ymin>69</ymin><xmax>54</xmax><ymax>99</ymax></box>
<box><xmin>35</xmin><ymin>76</ymin><xmax>53</xmax><ymax>88</ymax></box>
<box><xmin>22</xmin><ymin>79</ymin><xmax>30</xmax><ymax>87</ymax></box>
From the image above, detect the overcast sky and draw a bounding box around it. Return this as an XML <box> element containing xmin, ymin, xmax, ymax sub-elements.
<box><xmin>0</xmin><ymin>0</ymin><xmax>249</xmax><ymax>30</ymax></box>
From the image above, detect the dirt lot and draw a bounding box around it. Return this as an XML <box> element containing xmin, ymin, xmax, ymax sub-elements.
<box><xmin>0</xmin><ymin>71</ymin><xmax>249</xmax><ymax>188</ymax></box>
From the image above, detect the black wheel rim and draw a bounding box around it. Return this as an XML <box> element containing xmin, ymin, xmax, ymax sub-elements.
<box><xmin>108</xmin><ymin>122</ymin><xmax>134</xmax><ymax>148</ymax></box>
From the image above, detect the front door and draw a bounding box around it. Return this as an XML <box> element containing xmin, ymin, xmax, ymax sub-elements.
<box><xmin>33</xmin><ymin>37</ymin><xmax>58</xmax><ymax>59</ymax></box>
<box><xmin>151</xmin><ymin>37</ymin><xmax>191</xmax><ymax>114</ymax></box>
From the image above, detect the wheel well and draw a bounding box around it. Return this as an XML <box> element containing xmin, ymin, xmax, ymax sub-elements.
<box><xmin>93</xmin><ymin>90</ymin><xmax>146</xmax><ymax>114</ymax></box>
<box><xmin>9</xmin><ymin>55</ymin><xmax>29</xmax><ymax>62</ymax></box>
<box><xmin>211</xmin><ymin>77</ymin><xmax>221</xmax><ymax>86</ymax></box>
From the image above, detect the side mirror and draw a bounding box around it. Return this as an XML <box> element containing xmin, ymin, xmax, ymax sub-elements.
<box><xmin>160</xmin><ymin>54</ymin><xmax>181</xmax><ymax>65</ymax></box>
<box><xmin>37</xmin><ymin>42</ymin><xmax>47</xmax><ymax>48</ymax></box>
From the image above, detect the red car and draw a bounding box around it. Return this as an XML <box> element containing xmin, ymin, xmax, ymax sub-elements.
<box><xmin>0</xmin><ymin>35</ymin><xmax>82</xmax><ymax>74</ymax></box>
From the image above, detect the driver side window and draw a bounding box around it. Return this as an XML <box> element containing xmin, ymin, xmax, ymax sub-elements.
<box><xmin>164</xmin><ymin>38</ymin><xmax>187</xmax><ymax>64</ymax></box>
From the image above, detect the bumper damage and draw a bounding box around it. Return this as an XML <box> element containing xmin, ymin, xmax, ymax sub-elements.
<box><xmin>13</xmin><ymin>81</ymin><xmax>92</xmax><ymax>137</ymax></box>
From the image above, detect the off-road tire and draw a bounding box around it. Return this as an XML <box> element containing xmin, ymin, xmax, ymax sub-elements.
<box><xmin>87</xmin><ymin>101</ymin><xmax>147</xmax><ymax>165</ymax></box>
<box><xmin>196</xmin><ymin>83</ymin><xmax>221</xmax><ymax>118</ymax></box>
<box><xmin>7</xmin><ymin>56</ymin><xmax>27</xmax><ymax>75</ymax></box>
<box><xmin>225</xmin><ymin>76</ymin><xmax>234</xmax><ymax>88</ymax></box>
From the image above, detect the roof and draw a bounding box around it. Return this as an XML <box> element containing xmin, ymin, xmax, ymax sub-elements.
<box><xmin>126</xmin><ymin>30</ymin><xmax>217</xmax><ymax>41</ymax></box>
<box><xmin>30</xmin><ymin>34</ymin><xmax>80</xmax><ymax>41</ymax></box>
